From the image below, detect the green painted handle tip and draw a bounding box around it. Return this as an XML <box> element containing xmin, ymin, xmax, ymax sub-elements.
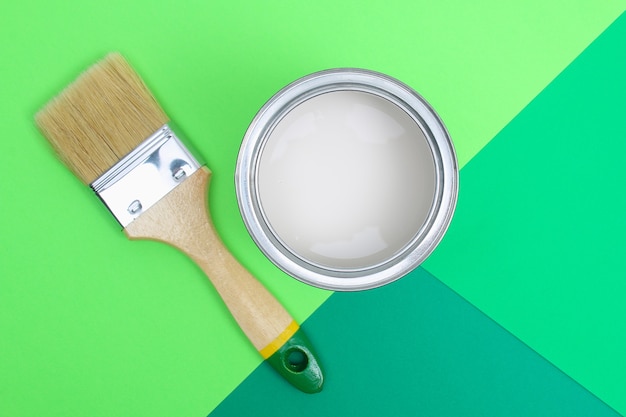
<box><xmin>266</xmin><ymin>328</ymin><xmax>324</xmax><ymax>393</ymax></box>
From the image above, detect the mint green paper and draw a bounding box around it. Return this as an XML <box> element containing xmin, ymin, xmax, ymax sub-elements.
<box><xmin>0</xmin><ymin>1</ymin><xmax>623</xmax><ymax>415</ymax></box>
<box><xmin>424</xmin><ymin>12</ymin><xmax>626</xmax><ymax>413</ymax></box>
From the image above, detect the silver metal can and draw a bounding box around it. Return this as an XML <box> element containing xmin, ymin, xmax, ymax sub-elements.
<box><xmin>236</xmin><ymin>69</ymin><xmax>458</xmax><ymax>291</ymax></box>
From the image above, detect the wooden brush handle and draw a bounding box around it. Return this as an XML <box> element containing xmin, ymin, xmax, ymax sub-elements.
<box><xmin>124</xmin><ymin>167</ymin><xmax>323</xmax><ymax>393</ymax></box>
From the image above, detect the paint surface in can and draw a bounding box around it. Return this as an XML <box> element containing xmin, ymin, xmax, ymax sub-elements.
<box><xmin>257</xmin><ymin>91</ymin><xmax>436</xmax><ymax>270</ymax></box>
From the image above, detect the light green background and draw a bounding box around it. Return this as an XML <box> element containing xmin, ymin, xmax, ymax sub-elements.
<box><xmin>1</xmin><ymin>1</ymin><xmax>624</xmax><ymax>416</ymax></box>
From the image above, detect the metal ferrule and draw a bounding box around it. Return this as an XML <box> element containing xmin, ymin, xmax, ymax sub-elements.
<box><xmin>91</xmin><ymin>124</ymin><xmax>201</xmax><ymax>227</ymax></box>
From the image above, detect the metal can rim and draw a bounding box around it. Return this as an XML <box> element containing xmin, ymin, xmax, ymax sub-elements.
<box><xmin>235</xmin><ymin>68</ymin><xmax>458</xmax><ymax>291</ymax></box>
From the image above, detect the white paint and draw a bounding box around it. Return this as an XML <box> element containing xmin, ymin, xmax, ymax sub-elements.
<box><xmin>258</xmin><ymin>91</ymin><xmax>436</xmax><ymax>270</ymax></box>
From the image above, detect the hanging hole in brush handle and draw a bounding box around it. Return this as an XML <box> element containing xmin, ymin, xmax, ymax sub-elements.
<box><xmin>265</xmin><ymin>327</ymin><xmax>324</xmax><ymax>393</ymax></box>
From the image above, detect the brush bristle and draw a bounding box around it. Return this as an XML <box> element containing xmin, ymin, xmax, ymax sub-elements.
<box><xmin>35</xmin><ymin>53</ymin><xmax>169</xmax><ymax>185</ymax></box>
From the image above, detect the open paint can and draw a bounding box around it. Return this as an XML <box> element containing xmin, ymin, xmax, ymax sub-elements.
<box><xmin>236</xmin><ymin>69</ymin><xmax>458</xmax><ymax>291</ymax></box>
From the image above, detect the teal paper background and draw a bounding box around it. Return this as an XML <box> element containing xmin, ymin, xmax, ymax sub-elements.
<box><xmin>211</xmin><ymin>269</ymin><xmax>620</xmax><ymax>416</ymax></box>
<box><xmin>0</xmin><ymin>1</ymin><xmax>624</xmax><ymax>416</ymax></box>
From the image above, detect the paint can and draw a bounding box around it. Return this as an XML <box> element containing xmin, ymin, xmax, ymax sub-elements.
<box><xmin>236</xmin><ymin>69</ymin><xmax>458</xmax><ymax>290</ymax></box>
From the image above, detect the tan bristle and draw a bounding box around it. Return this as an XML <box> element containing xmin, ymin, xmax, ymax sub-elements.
<box><xmin>35</xmin><ymin>53</ymin><xmax>169</xmax><ymax>185</ymax></box>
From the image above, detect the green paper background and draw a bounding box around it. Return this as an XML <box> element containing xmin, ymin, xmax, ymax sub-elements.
<box><xmin>1</xmin><ymin>1</ymin><xmax>624</xmax><ymax>416</ymax></box>
<box><xmin>211</xmin><ymin>12</ymin><xmax>626</xmax><ymax>416</ymax></box>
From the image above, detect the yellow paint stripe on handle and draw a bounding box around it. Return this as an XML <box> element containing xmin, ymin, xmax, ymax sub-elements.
<box><xmin>260</xmin><ymin>320</ymin><xmax>300</xmax><ymax>359</ymax></box>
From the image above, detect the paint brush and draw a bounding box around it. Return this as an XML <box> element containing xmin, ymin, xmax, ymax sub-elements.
<box><xmin>35</xmin><ymin>53</ymin><xmax>323</xmax><ymax>393</ymax></box>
